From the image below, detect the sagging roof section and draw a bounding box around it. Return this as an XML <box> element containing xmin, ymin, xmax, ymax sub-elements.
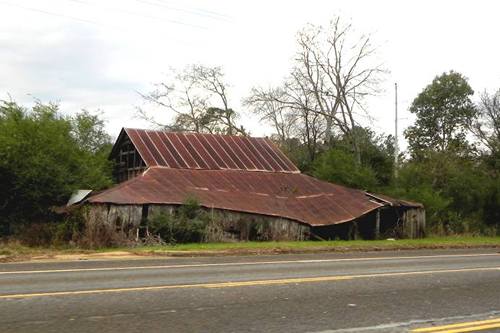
<box><xmin>88</xmin><ymin>167</ymin><xmax>385</xmax><ymax>227</ymax></box>
<box><xmin>112</xmin><ymin>128</ymin><xmax>300</xmax><ymax>173</ymax></box>
<box><xmin>366</xmin><ymin>193</ymin><xmax>424</xmax><ymax>209</ymax></box>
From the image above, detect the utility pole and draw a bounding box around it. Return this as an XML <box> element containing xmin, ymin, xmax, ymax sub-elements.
<box><xmin>394</xmin><ymin>82</ymin><xmax>399</xmax><ymax>180</ymax></box>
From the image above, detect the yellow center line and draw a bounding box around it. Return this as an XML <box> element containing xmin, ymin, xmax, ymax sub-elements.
<box><xmin>412</xmin><ymin>317</ymin><xmax>500</xmax><ymax>332</ymax></box>
<box><xmin>1</xmin><ymin>266</ymin><xmax>499</xmax><ymax>299</ymax></box>
<box><xmin>437</xmin><ymin>323</ymin><xmax>500</xmax><ymax>333</ymax></box>
<box><xmin>0</xmin><ymin>276</ymin><xmax>353</xmax><ymax>299</ymax></box>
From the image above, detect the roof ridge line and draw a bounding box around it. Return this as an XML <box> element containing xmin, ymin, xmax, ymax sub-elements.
<box><xmin>146</xmin><ymin>165</ymin><xmax>300</xmax><ymax>174</ymax></box>
<box><xmin>124</xmin><ymin>127</ymin><xmax>269</xmax><ymax>140</ymax></box>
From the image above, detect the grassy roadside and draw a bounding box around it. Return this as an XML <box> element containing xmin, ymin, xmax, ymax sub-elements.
<box><xmin>131</xmin><ymin>237</ymin><xmax>500</xmax><ymax>256</ymax></box>
<box><xmin>1</xmin><ymin>236</ymin><xmax>499</xmax><ymax>262</ymax></box>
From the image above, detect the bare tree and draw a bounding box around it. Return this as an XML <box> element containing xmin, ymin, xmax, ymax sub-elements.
<box><xmin>471</xmin><ymin>90</ymin><xmax>500</xmax><ymax>155</ymax></box>
<box><xmin>189</xmin><ymin>65</ymin><xmax>246</xmax><ymax>135</ymax></box>
<box><xmin>246</xmin><ymin>16</ymin><xmax>385</xmax><ymax>164</ymax></box>
<box><xmin>139</xmin><ymin>65</ymin><xmax>246</xmax><ymax>135</ymax></box>
<box><xmin>244</xmin><ymin>87</ymin><xmax>296</xmax><ymax>142</ymax></box>
<box><xmin>294</xmin><ymin>17</ymin><xmax>384</xmax><ymax>163</ymax></box>
<box><xmin>245</xmin><ymin>84</ymin><xmax>325</xmax><ymax>163</ymax></box>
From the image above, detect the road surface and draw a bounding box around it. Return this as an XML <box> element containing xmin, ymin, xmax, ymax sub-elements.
<box><xmin>0</xmin><ymin>249</ymin><xmax>499</xmax><ymax>332</ymax></box>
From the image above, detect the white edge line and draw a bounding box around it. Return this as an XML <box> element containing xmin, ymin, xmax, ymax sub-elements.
<box><xmin>0</xmin><ymin>253</ymin><xmax>498</xmax><ymax>275</ymax></box>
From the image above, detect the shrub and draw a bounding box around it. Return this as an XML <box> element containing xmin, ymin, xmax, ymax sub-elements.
<box><xmin>15</xmin><ymin>223</ymin><xmax>57</xmax><ymax>247</ymax></box>
<box><xmin>79</xmin><ymin>222</ymin><xmax>131</xmax><ymax>248</ymax></box>
<box><xmin>313</xmin><ymin>148</ymin><xmax>378</xmax><ymax>190</ymax></box>
<box><xmin>148</xmin><ymin>197</ymin><xmax>209</xmax><ymax>243</ymax></box>
<box><xmin>52</xmin><ymin>211</ymin><xmax>86</xmax><ymax>246</ymax></box>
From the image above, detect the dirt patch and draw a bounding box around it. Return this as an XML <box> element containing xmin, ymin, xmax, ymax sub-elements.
<box><xmin>0</xmin><ymin>251</ymin><xmax>158</xmax><ymax>263</ymax></box>
<box><xmin>29</xmin><ymin>251</ymin><xmax>155</xmax><ymax>262</ymax></box>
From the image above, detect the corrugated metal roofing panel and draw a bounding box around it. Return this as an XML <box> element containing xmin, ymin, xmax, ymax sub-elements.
<box><xmin>122</xmin><ymin>128</ymin><xmax>300</xmax><ymax>173</ymax></box>
<box><xmin>88</xmin><ymin>167</ymin><xmax>384</xmax><ymax>226</ymax></box>
<box><xmin>367</xmin><ymin>193</ymin><xmax>424</xmax><ymax>208</ymax></box>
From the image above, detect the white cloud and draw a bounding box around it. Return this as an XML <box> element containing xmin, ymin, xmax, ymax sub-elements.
<box><xmin>1</xmin><ymin>0</ymin><xmax>499</xmax><ymax>143</ymax></box>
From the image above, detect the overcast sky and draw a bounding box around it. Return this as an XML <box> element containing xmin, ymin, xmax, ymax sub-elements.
<box><xmin>1</xmin><ymin>0</ymin><xmax>499</xmax><ymax>148</ymax></box>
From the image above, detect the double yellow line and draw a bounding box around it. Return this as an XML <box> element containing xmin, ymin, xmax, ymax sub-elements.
<box><xmin>412</xmin><ymin>317</ymin><xmax>500</xmax><ymax>333</ymax></box>
<box><xmin>1</xmin><ymin>266</ymin><xmax>499</xmax><ymax>299</ymax></box>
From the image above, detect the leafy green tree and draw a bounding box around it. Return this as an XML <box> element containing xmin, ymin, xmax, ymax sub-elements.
<box><xmin>391</xmin><ymin>150</ymin><xmax>493</xmax><ymax>234</ymax></box>
<box><xmin>336</xmin><ymin>127</ymin><xmax>395</xmax><ymax>186</ymax></box>
<box><xmin>471</xmin><ymin>90</ymin><xmax>500</xmax><ymax>172</ymax></box>
<box><xmin>71</xmin><ymin>110</ymin><xmax>112</xmax><ymax>154</ymax></box>
<box><xmin>0</xmin><ymin>101</ymin><xmax>113</xmax><ymax>235</ymax></box>
<box><xmin>278</xmin><ymin>137</ymin><xmax>322</xmax><ymax>172</ymax></box>
<box><xmin>482</xmin><ymin>177</ymin><xmax>500</xmax><ymax>233</ymax></box>
<box><xmin>405</xmin><ymin>71</ymin><xmax>476</xmax><ymax>157</ymax></box>
<box><xmin>71</xmin><ymin>110</ymin><xmax>113</xmax><ymax>189</ymax></box>
<box><xmin>311</xmin><ymin>127</ymin><xmax>394</xmax><ymax>188</ymax></box>
<box><xmin>394</xmin><ymin>72</ymin><xmax>500</xmax><ymax>234</ymax></box>
<box><xmin>312</xmin><ymin>148</ymin><xmax>378</xmax><ymax>190</ymax></box>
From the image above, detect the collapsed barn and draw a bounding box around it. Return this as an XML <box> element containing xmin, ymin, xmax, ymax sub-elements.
<box><xmin>75</xmin><ymin>128</ymin><xmax>425</xmax><ymax>241</ymax></box>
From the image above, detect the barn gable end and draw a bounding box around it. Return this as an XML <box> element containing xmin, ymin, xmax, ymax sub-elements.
<box><xmin>110</xmin><ymin>129</ymin><xmax>147</xmax><ymax>183</ymax></box>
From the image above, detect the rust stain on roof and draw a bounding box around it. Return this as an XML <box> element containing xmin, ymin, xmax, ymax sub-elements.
<box><xmin>366</xmin><ymin>193</ymin><xmax>424</xmax><ymax>208</ymax></box>
<box><xmin>95</xmin><ymin>128</ymin><xmax>419</xmax><ymax>226</ymax></box>
<box><xmin>88</xmin><ymin>167</ymin><xmax>385</xmax><ymax>227</ymax></box>
<box><xmin>120</xmin><ymin>128</ymin><xmax>300</xmax><ymax>173</ymax></box>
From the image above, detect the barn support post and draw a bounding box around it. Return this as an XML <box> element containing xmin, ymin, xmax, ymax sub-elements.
<box><xmin>138</xmin><ymin>204</ymin><xmax>149</xmax><ymax>239</ymax></box>
<box><xmin>348</xmin><ymin>221</ymin><xmax>360</xmax><ymax>240</ymax></box>
<box><xmin>375</xmin><ymin>209</ymin><xmax>381</xmax><ymax>240</ymax></box>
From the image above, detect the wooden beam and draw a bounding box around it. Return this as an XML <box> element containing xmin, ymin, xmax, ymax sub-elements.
<box><xmin>375</xmin><ymin>209</ymin><xmax>380</xmax><ymax>240</ymax></box>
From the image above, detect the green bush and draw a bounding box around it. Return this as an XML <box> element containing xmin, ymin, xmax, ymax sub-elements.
<box><xmin>0</xmin><ymin>101</ymin><xmax>113</xmax><ymax>236</ymax></box>
<box><xmin>148</xmin><ymin>197</ymin><xmax>209</xmax><ymax>243</ymax></box>
<box><xmin>52</xmin><ymin>211</ymin><xmax>86</xmax><ymax>246</ymax></box>
<box><xmin>313</xmin><ymin>148</ymin><xmax>378</xmax><ymax>190</ymax></box>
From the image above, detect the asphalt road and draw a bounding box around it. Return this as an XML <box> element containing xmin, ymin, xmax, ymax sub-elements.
<box><xmin>0</xmin><ymin>249</ymin><xmax>499</xmax><ymax>333</ymax></box>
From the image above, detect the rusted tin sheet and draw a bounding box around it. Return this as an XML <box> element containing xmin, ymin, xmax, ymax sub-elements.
<box><xmin>367</xmin><ymin>193</ymin><xmax>424</xmax><ymax>208</ymax></box>
<box><xmin>88</xmin><ymin>168</ymin><xmax>384</xmax><ymax>227</ymax></box>
<box><xmin>123</xmin><ymin>128</ymin><xmax>299</xmax><ymax>173</ymax></box>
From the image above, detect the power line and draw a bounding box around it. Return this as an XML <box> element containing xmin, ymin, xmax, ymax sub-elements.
<box><xmin>0</xmin><ymin>1</ymin><xmax>209</xmax><ymax>32</ymax></box>
<box><xmin>135</xmin><ymin>0</ymin><xmax>231</xmax><ymax>22</ymax></box>
<box><xmin>63</xmin><ymin>0</ymin><xmax>208</xmax><ymax>30</ymax></box>
<box><xmin>0</xmin><ymin>1</ymin><xmax>201</xmax><ymax>48</ymax></box>
<box><xmin>0</xmin><ymin>1</ymin><xmax>120</xmax><ymax>30</ymax></box>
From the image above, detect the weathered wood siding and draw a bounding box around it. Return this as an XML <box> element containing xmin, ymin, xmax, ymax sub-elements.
<box><xmin>83</xmin><ymin>204</ymin><xmax>142</xmax><ymax>232</ymax></box>
<box><xmin>84</xmin><ymin>204</ymin><xmax>310</xmax><ymax>242</ymax></box>
<box><xmin>200</xmin><ymin>209</ymin><xmax>310</xmax><ymax>242</ymax></box>
<box><xmin>147</xmin><ymin>204</ymin><xmax>310</xmax><ymax>242</ymax></box>
<box><xmin>83</xmin><ymin>203</ymin><xmax>425</xmax><ymax>242</ymax></box>
<box><xmin>401</xmin><ymin>207</ymin><xmax>426</xmax><ymax>238</ymax></box>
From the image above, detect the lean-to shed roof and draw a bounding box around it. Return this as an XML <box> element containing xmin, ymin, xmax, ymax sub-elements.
<box><xmin>112</xmin><ymin>128</ymin><xmax>299</xmax><ymax>173</ymax></box>
<box><xmin>366</xmin><ymin>193</ymin><xmax>424</xmax><ymax>209</ymax></box>
<box><xmin>88</xmin><ymin>167</ymin><xmax>385</xmax><ymax>227</ymax></box>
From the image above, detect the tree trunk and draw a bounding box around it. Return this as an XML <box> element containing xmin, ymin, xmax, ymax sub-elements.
<box><xmin>325</xmin><ymin>116</ymin><xmax>333</xmax><ymax>146</ymax></box>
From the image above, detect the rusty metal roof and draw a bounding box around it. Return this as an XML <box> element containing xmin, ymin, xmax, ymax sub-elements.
<box><xmin>88</xmin><ymin>167</ymin><xmax>384</xmax><ymax>227</ymax></box>
<box><xmin>117</xmin><ymin>128</ymin><xmax>299</xmax><ymax>173</ymax></box>
<box><xmin>367</xmin><ymin>193</ymin><xmax>424</xmax><ymax>209</ymax></box>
